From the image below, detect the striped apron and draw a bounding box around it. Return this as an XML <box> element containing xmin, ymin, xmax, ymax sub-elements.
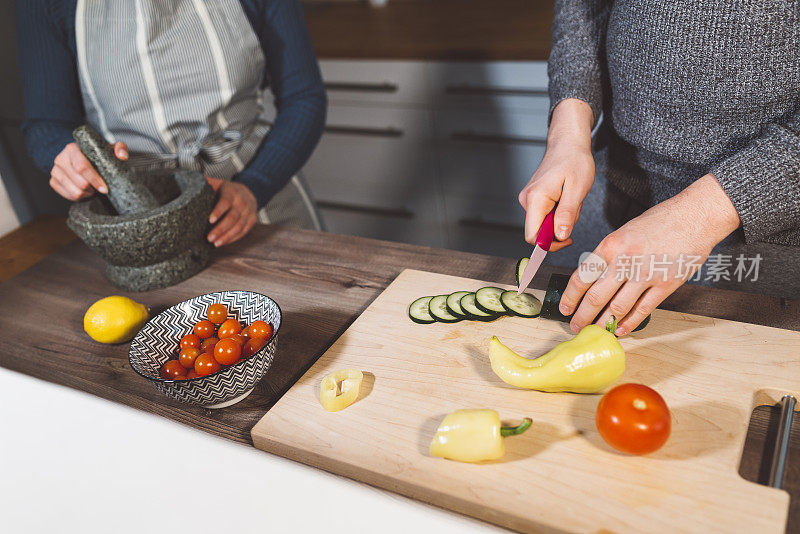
<box><xmin>74</xmin><ymin>0</ymin><xmax>317</xmax><ymax>228</ymax></box>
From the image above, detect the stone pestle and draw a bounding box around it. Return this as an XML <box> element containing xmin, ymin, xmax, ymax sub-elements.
<box><xmin>72</xmin><ymin>125</ymin><xmax>160</xmax><ymax>215</ymax></box>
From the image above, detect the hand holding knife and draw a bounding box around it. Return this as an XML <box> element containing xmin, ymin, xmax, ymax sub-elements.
<box><xmin>517</xmin><ymin>208</ymin><xmax>556</xmax><ymax>295</ymax></box>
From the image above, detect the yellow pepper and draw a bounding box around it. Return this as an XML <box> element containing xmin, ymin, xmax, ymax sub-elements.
<box><xmin>429</xmin><ymin>409</ymin><xmax>532</xmax><ymax>463</ymax></box>
<box><xmin>320</xmin><ymin>369</ymin><xmax>363</xmax><ymax>412</ymax></box>
<box><xmin>489</xmin><ymin>317</ymin><xmax>625</xmax><ymax>393</ymax></box>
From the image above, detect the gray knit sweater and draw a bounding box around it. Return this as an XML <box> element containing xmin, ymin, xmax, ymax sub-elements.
<box><xmin>548</xmin><ymin>0</ymin><xmax>800</xmax><ymax>247</ymax></box>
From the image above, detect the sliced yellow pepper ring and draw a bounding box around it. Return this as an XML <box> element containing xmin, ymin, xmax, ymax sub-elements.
<box><xmin>320</xmin><ymin>369</ymin><xmax>364</xmax><ymax>412</ymax></box>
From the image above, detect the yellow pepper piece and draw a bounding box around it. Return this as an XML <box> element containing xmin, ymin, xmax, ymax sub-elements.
<box><xmin>320</xmin><ymin>369</ymin><xmax>364</xmax><ymax>412</ymax></box>
<box><xmin>429</xmin><ymin>409</ymin><xmax>532</xmax><ymax>463</ymax></box>
<box><xmin>489</xmin><ymin>318</ymin><xmax>625</xmax><ymax>393</ymax></box>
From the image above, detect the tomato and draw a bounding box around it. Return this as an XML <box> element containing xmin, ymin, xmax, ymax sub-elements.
<box><xmin>200</xmin><ymin>337</ymin><xmax>219</xmax><ymax>353</ymax></box>
<box><xmin>218</xmin><ymin>319</ymin><xmax>242</xmax><ymax>339</ymax></box>
<box><xmin>186</xmin><ymin>369</ymin><xmax>199</xmax><ymax>379</ymax></box>
<box><xmin>596</xmin><ymin>383</ymin><xmax>671</xmax><ymax>455</ymax></box>
<box><xmin>178</xmin><ymin>347</ymin><xmax>201</xmax><ymax>369</ymax></box>
<box><xmin>180</xmin><ymin>333</ymin><xmax>201</xmax><ymax>350</ymax></box>
<box><xmin>214</xmin><ymin>338</ymin><xmax>242</xmax><ymax>365</ymax></box>
<box><xmin>194</xmin><ymin>320</ymin><xmax>216</xmax><ymax>339</ymax></box>
<box><xmin>248</xmin><ymin>320</ymin><xmax>273</xmax><ymax>341</ymax></box>
<box><xmin>243</xmin><ymin>337</ymin><xmax>266</xmax><ymax>358</ymax></box>
<box><xmin>207</xmin><ymin>303</ymin><xmax>228</xmax><ymax>324</ymax></box>
<box><xmin>160</xmin><ymin>360</ymin><xmax>186</xmax><ymax>380</ymax></box>
<box><xmin>241</xmin><ymin>326</ymin><xmax>251</xmax><ymax>338</ymax></box>
<box><xmin>194</xmin><ymin>353</ymin><xmax>221</xmax><ymax>376</ymax></box>
<box><xmin>173</xmin><ymin>374</ymin><xmax>188</xmax><ymax>380</ymax></box>
<box><xmin>229</xmin><ymin>334</ymin><xmax>246</xmax><ymax>346</ymax></box>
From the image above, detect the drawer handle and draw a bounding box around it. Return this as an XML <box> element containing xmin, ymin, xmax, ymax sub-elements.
<box><xmin>325</xmin><ymin>82</ymin><xmax>399</xmax><ymax>93</ymax></box>
<box><xmin>450</xmin><ymin>131</ymin><xmax>546</xmax><ymax>146</ymax></box>
<box><xmin>325</xmin><ymin>125</ymin><xmax>404</xmax><ymax>138</ymax></box>
<box><xmin>458</xmin><ymin>217</ymin><xmax>523</xmax><ymax>233</ymax></box>
<box><xmin>318</xmin><ymin>200</ymin><xmax>414</xmax><ymax>219</ymax></box>
<box><xmin>445</xmin><ymin>85</ymin><xmax>548</xmax><ymax>97</ymax></box>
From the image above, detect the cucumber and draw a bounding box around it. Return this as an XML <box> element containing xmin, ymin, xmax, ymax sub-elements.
<box><xmin>429</xmin><ymin>295</ymin><xmax>461</xmax><ymax>323</ymax></box>
<box><xmin>475</xmin><ymin>287</ymin><xmax>506</xmax><ymax>314</ymax></box>
<box><xmin>515</xmin><ymin>257</ymin><xmax>529</xmax><ymax>286</ymax></box>
<box><xmin>500</xmin><ymin>290</ymin><xmax>542</xmax><ymax>318</ymax></box>
<box><xmin>446</xmin><ymin>291</ymin><xmax>471</xmax><ymax>318</ymax></box>
<box><xmin>409</xmin><ymin>296</ymin><xmax>435</xmax><ymax>324</ymax></box>
<box><xmin>460</xmin><ymin>293</ymin><xmax>501</xmax><ymax>321</ymax></box>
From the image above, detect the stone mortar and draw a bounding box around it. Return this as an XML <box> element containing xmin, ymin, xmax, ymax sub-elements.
<box><xmin>67</xmin><ymin>126</ymin><xmax>215</xmax><ymax>292</ymax></box>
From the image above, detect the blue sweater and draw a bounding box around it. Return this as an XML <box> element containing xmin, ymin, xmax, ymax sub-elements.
<box><xmin>14</xmin><ymin>0</ymin><xmax>327</xmax><ymax>207</ymax></box>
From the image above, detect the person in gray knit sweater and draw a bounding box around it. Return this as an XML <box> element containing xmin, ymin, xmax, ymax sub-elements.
<box><xmin>520</xmin><ymin>0</ymin><xmax>800</xmax><ymax>336</ymax></box>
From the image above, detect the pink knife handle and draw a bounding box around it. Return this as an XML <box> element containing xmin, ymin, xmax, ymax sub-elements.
<box><xmin>535</xmin><ymin>209</ymin><xmax>556</xmax><ymax>251</ymax></box>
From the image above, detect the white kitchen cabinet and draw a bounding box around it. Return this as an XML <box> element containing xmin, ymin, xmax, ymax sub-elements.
<box><xmin>321</xmin><ymin>60</ymin><xmax>430</xmax><ymax>106</ymax></box>
<box><xmin>0</xmin><ymin>173</ymin><xmax>20</xmax><ymax>237</ymax></box>
<box><xmin>269</xmin><ymin>59</ymin><xmax>549</xmax><ymax>258</ymax></box>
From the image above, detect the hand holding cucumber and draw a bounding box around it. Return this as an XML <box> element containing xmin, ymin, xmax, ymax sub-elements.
<box><xmin>560</xmin><ymin>174</ymin><xmax>741</xmax><ymax>336</ymax></box>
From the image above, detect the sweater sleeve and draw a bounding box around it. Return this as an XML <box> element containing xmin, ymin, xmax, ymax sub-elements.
<box><xmin>710</xmin><ymin>113</ymin><xmax>800</xmax><ymax>243</ymax></box>
<box><xmin>235</xmin><ymin>0</ymin><xmax>327</xmax><ymax>208</ymax></box>
<box><xmin>547</xmin><ymin>0</ymin><xmax>612</xmax><ymax>126</ymax></box>
<box><xmin>14</xmin><ymin>0</ymin><xmax>83</xmax><ymax>174</ymax></box>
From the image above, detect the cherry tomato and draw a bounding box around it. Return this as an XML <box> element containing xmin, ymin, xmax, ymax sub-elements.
<box><xmin>214</xmin><ymin>338</ymin><xmax>242</xmax><ymax>365</ymax></box>
<box><xmin>180</xmin><ymin>333</ymin><xmax>201</xmax><ymax>350</ymax></box>
<box><xmin>218</xmin><ymin>319</ymin><xmax>242</xmax><ymax>339</ymax></box>
<box><xmin>178</xmin><ymin>347</ymin><xmax>201</xmax><ymax>369</ymax></box>
<box><xmin>241</xmin><ymin>326</ymin><xmax>251</xmax><ymax>338</ymax></box>
<box><xmin>243</xmin><ymin>337</ymin><xmax>266</xmax><ymax>358</ymax></box>
<box><xmin>248</xmin><ymin>320</ymin><xmax>273</xmax><ymax>341</ymax></box>
<box><xmin>173</xmin><ymin>374</ymin><xmax>187</xmax><ymax>381</ymax></box>
<box><xmin>200</xmin><ymin>337</ymin><xmax>219</xmax><ymax>353</ymax></box>
<box><xmin>194</xmin><ymin>320</ymin><xmax>216</xmax><ymax>339</ymax></box>
<box><xmin>596</xmin><ymin>383</ymin><xmax>671</xmax><ymax>455</ymax></box>
<box><xmin>207</xmin><ymin>303</ymin><xmax>228</xmax><ymax>324</ymax></box>
<box><xmin>186</xmin><ymin>369</ymin><xmax>199</xmax><ymax>379</ymax></box>
<box><xmin>160</xmin><ymin>360</ymin><xmax>186</xmax><ymax>380</ymax></box>
<box><xmin>194</xmin><ymin>353</ymin><xmax>221</xmax><ymax>377</ymax></box>
<box><xmin>229</xmin><ymin>334</ymin><xmax>246</xmax><ymax>346</ymax></box>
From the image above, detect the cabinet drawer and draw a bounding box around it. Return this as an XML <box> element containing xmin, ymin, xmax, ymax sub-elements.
<box><xmin>441</xmin><ymin>194</ymin><xmax>527</xmax><ymax>257</ymax></box>
<box><xmin>320</xmin><ymin>205</ymin><xmax>446</xmax><ymax>249</ymax></box>
<box><xmin>428</xmin><ymin>61</ymin><xmax>549</xmax><ymax>112</ymax></box>
<box><xmin>302</xmin><ymin>105</ymin><xmax>436</xmax><ymax>211</ymax></box>
<box><xmin>442</xmin><ymin>193</ymin><xmax>525</xmax><ymax>231</ymax></box>
<box><xmin>434</xmin><ymin>109</ymin><xmax>547</xmax><ymax>198</ymax></box>
<box><xmin>319</xmin><ymin>60</ymin><xmax>429</xmax><ymax>106</ymax></box>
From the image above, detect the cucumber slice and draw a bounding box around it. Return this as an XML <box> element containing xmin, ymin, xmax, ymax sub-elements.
<box><xmin>409</xmin><ymin>296</ymin><xmax>435</xmax><ymax>324</ymax></box>
<box><xmin>500</xmin><ymin>290</ymin><xmax>542</xmax><ymax>318</ymax></box>
<box><xmin>429</xmin><ymin>295</ymin><xmax>461</xmax><ymax>323</ymax></box>
<box><xmin>515</xmin><ymin>257</ymin><xmax>529</xmax><ymax>286</ymax></box>
<box><xmin>460</xmin><ymin>293</ymin><xmax>501</xmax><ymax>321</ymax></box>
<box><xmin>446</xmin><ymin>291</ymin><xmax>471</xmax><ymax>318</ymax></box>
<box><xmin>475</xmin><ymin>287</ymin><xmax>506</xmax><ymax>314</ymax></box>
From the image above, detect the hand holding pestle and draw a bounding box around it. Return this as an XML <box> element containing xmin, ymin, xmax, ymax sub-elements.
<box><xmin>72</xmin><ymin>125</ymin><xmax>160</xmax><ymax>215</ymax></box>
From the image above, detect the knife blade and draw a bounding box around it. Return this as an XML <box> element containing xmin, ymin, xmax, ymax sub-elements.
<box><xmin>517</xmin><ymin>208</ymin><xmax>556</xmax><ymax>295</ymax></box>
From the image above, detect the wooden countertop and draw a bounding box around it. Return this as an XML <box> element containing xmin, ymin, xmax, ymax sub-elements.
<box><xmin>303</xmin><ymin>0</ymin><xmax>553</xmax><ymax>61</ymax></box>
<box><xmin>0</xmin><ymin>219</ymin><xmax>797</xmax><ymax>531</ymax></box>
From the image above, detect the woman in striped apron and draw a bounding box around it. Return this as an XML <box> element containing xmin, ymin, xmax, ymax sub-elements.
<box><xmin>16</xmin><ymin>0</ymin><xmax>327</xmax><ymax>246</ymax></box>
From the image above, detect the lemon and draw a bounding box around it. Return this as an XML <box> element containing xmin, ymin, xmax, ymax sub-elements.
<box><xmin>84</xmin><ymin>296</ymin><xmax>150</xmax><ymax>344</ymax></box>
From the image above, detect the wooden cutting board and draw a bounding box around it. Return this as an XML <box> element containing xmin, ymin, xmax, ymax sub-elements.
<box><xmin>252</xmin><ymin>269</ymin><xmax>799</xmax><ymax>533</ymax></box>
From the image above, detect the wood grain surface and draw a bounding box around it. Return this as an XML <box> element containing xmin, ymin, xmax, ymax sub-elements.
<box><xmin>0</xmin><ymin>223</ymin><xmax>798</xmax><ymax>531</ymax></box>
<box><xmin>0</xmin><ymin>216</ymin><xmax>75</xmax><ymax>283</ymax></box>
<box><xmin>303</xmin><ymin>0</ymin><xmax>553</xmax><ymax>60</ymax></box>
<box><xmin>252</xmin><ymin>269</ymin><xmax>798</xmax><ymax>533</ymax></box>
